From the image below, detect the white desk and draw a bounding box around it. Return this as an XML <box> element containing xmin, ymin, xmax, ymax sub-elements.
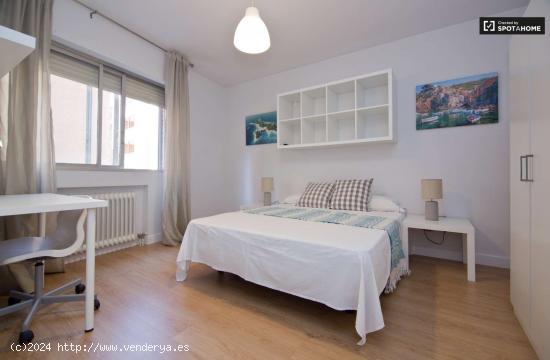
<box><xmin>403</xmin><ymin>214</ymin><xmax>476</xmax><ymax>282</ymax></box>
<box><xmin>0</xmin><ymin>193</ymin><xmax>107</xmax><ymax>331</ymax></box>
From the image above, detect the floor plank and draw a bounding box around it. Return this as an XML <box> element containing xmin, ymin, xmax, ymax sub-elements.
<box><xmin>0</xmin><ymin>244</ymin><xmax>537</xmax><ymax>359</ymax></box>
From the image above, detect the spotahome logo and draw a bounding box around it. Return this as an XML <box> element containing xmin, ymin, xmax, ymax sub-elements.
<box><xmin>483</xmin><ymin>20</ymin><xmax>496</xmax><ymax>32</ymax></box>
<box><xmin>480</xmin><ymin>17</ymin><xmax>545</xmax><ymax>34</ymax></box>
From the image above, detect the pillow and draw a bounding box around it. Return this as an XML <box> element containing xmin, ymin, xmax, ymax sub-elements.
<box><xmin>281</xmin><ymin>194</ymin><xmax>301</xmax><ymax>205</ymax></box>
<box><xmin>329</xmin><ymin>179</ymin><xmax>373</xmax><ymax>212</ymax></box>
<box><xmin>297</xmin><ymin>182</ymin><xmax>335</xmax><ymax>208</ymax></box>
<box><xmin>369</xmin><ymin>195</ymin><xmax>400</xmax><ymax>212</ymax></box>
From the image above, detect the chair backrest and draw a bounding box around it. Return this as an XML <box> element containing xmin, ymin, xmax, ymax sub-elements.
<box><xmin>47</xmin><ymin>208</ymin><xmax>87</xmax><ymax>256</ymax></box>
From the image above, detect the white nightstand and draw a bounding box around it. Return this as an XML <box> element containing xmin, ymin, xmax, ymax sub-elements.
<box><xmin>240</xmin><ymin>203</ymin><xmax>265</xmax><ymax>211</ymax></box>
<box><xmin>403</xmin><ymin>214</ymin><xmax>476</xmax><ymax>282</ymax></box>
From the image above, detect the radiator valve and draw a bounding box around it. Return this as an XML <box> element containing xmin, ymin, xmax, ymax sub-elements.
<box><xmin>137</xmin><ymin>232</ymin><xmax>147</xmax><ymax>246</ymax></box>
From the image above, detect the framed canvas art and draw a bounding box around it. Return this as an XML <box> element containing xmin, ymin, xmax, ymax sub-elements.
<box><xmin>416</xmin><ymin>72</ymin><xmax>498</xmax><ymax>130</ymax></box>
<box><xmin>245</xmin><ymin>111</ymin><xmax>277</xmax><ymax>145</ymax></box>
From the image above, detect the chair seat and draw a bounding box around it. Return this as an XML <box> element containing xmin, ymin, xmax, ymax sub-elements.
<box><xmin>0</xmin><ymin>236</ymin><xmax>73</xmax><ymax>266</ymax></box>
<box><xmin>0</xmin><ymin>209</ymin><xmax>87</xmax><ymax>266</ymax></box>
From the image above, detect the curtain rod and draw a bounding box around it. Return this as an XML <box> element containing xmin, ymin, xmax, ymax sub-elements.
<box><xmin>71</xmin><ymin>0</ymin><xmax>194</xmax><ymax>68</ymax></box>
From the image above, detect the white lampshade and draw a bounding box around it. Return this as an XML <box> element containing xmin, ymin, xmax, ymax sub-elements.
<box><xmin>233</xmin><ymin>7</ymin><xmax>271</xmax><ymax>54</ymax></box>
<box><xmin>421</xmin><ymin>179</ymin><xmax>443</xmax><ymax>200</ymax></box>
<box><xmin>261</xmin><ymin>177</ymin><xmax>274</xmax><ymax>192</ymax></box>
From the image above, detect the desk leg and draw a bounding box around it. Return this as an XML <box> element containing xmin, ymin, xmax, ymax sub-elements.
<box><xmin>462</xmin><ymin>235</ymin><xmax>467</xmax><ymax>264</ymax></box>
<box><xmin>85</xmin><ymin>208</ymin><xmax>96</xmax><ymax>332</ymax></box>
<box><xmin>466</xmin><ymin>231</ymin><xmax>476</xmax><ymax>282</ymax></box>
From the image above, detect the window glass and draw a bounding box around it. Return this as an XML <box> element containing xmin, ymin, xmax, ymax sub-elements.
<box><xmin>124</xmin><ymin>97</ymin><xmax>161</xmax><ymax>170</ymax></box>
<box><xmin>51</xmin><ymin>74</ymin><xmax>98</xmax><ymax>164</ymax></box>
<box><xmin>101</xmin><ymin>71</ymin><xmax>122</xmax><ymax>166</ymax></box>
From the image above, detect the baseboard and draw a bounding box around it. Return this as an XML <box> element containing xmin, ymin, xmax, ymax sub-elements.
<box><xmin>411</xmin><ymin>246</ymin><xmax>510</xmax><ymax>269</ymax></box>
<box><xmin>476</xmin><ymin>253</ymin><xmax>509</xmax><ymax>268</ymax></box>
<box><xmin>412</xmin><ymin>246</ymin><xmax>462</xmax><ymax>262</ymax></box>
<box><xmin>65</xmin><ymin>240</ymin><xmax>139</xmax><ymax>264</ymax></box>
<box><xmin>145</xmin><ymin>233</ymin><xmax>163</xmax><ymax>245</ymax></box>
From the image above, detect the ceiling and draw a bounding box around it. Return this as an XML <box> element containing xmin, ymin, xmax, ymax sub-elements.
<box><xmin>79</xmin><ymin>0</ymin><xmax>528</xmax><ymax>86</ymax></box>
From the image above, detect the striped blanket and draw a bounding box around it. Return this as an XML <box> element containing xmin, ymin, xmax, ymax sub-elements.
<box><xmin>244</xmin><ymin>205</ymin><xmax>409</xmax><ymax>292</ymax></box>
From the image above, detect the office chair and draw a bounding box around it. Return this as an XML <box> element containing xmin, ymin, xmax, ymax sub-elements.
<box><xmin>0</xmin><ymin>208</ymin><xmax>100</xmax><ymax>344</ymax></box>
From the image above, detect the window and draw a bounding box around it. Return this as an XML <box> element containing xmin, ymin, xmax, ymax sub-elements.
<box><xmin>50</xmin><ymin>48</ymin><xmax>164</xmax><ymax>170</ymax></box>
<box><xmin>124</xmin><ymin>77</ymin><xmax>164</xmax><ymax>170</ymax></box>
<box><xmin>50</xmin><ymin>55</ymin><xmax>99</xmax><ymax>164</ymax></box>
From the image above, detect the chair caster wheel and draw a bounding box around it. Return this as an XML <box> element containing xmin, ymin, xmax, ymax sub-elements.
<box><xmin>94</xmin><ymin>298</ymin><xmax>100</xmax><ymax>311</ymax></box>
<box><xmin>8</xmin><ymin>297</ymin><xmax>21</xmax><ymax>306</ymax></box>
<box><xmin>75</xmin><ymin>284</ymin><xmax>86</xmax><ymax>294</ymax></box>
<box><xmin>18</xmin><ymin>330</ymin><xmax>34</xmax><ymax>344</ymax></box>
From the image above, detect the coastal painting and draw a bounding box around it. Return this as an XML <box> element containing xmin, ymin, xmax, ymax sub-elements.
<box><xmin>245</xmin><ymin>111</ymin><xmax>277</xmax><ymax>145</ymax></box>
<box><xmin>416</xmin><ymin>72</ymin><xmax>498</xmax><ymax>130</ymax></box>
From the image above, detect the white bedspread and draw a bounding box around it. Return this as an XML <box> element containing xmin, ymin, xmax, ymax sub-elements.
<box><xmin>176</xmin><ymin>209</ymin><xmax>404</xmax><ymax>344</ymax></box>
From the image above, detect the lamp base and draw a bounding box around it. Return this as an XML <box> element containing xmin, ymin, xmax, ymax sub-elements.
<box><xmin>263</xmin><ymin>192</ymin><xmax>272</xmax><ymax>206</ymax></box>
<box><xmin>425</xmin><ymin>201</ymin><xmax>439</xmax><ymax>221</ymax></box>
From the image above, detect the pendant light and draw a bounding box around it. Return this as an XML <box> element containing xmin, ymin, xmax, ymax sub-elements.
<box><xmin>233</xmin><ymin>5</ymin><xmax>271</xmax><ymax>54</ymax></box>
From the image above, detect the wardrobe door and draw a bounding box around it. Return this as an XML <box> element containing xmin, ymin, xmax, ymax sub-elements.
<box><xmin>528</xmin><ymin>13</ymin><xmax>550</xmax><ymax>359</ymax></box>
<box><xmin>508</xmin><ymin>34</ymin><xmax>532</xmax><ymax>330</ymax></box>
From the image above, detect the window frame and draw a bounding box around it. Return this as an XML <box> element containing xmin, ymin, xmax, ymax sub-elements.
<box><xmin>51</xmin><ymin>43</ymin><xmax>164</xmax><ymax>172</ymax></box>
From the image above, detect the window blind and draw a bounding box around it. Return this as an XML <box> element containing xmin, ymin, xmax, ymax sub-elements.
<box><xmin>50</xmin><ymin>50</ymin><xmax>98</xmax><ymax>87</ymax></box>
<box><xmin>51</xmin><ymin>50</ymin><xmax>163</xmax><ymax>106</ymax></box>
<box><xmin>126</xmin><ymin>76</ymin><xmax>164</xmax><ymax>107</ymax></box>
<box><xmin>103</xmin><ymin>70</ymin><xmax>122</xmax><ymax>94</ymax></box>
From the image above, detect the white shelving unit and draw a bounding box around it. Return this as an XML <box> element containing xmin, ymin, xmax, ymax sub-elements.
<box><xmin>0</xmin><ymin>25</ymin><xmax>36</xmax><ymax>77</ymax></box>
<box><xmin>277</xmin><ymin>69</ymin><xmax>394</xmax><ymax>149</ymax></box>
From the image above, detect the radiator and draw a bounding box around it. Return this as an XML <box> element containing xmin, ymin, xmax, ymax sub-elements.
<box><xmin>65</xmin><ymin>191</ymin><xmax>138</xmax><ymax>263</ymax></box>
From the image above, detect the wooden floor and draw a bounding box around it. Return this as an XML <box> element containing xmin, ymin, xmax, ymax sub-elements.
<box><xmin>0</xmin><ymin>244</ymin><xmax>536</xmax><ymax>359</ymax></box>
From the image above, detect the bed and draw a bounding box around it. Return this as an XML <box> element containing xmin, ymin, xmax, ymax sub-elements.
<box><xmin>176</xmin><ymin>204</ymin><xmax>409</xmax><ymax>345</ymax></box>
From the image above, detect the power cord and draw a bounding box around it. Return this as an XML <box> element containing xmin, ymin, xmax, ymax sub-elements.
<box><xmin>423</xmin><ymin>229</ymin><xmax>446</xmax><ymax>245</ymax></box>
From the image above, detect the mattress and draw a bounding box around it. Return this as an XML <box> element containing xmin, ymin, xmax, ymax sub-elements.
<box><xmin>176</xmin><ymin>206</ymin><xmax>405</xmax><ymax>344</ymax></box>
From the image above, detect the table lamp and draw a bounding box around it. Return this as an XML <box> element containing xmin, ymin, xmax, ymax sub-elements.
<box><xmin>261</xmin><ymin>177</ymin><xmax>274</xmax><ymax>206</ymax></box>
<box><xmin>421</xmin><ymin>179</ymin><xmax>442</xmax><ymax>221</ymax></box>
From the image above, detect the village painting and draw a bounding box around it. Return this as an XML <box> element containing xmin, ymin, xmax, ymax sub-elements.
<box><xmin>416</xmin><ymin>72</ymin><xmax>498</xmax><ymax>130</ymax></box>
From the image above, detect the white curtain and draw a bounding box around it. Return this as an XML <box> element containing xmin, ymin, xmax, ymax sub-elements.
<box><xmin>0</xmin><ymin>0</ymin><xmax>56</xmax><ymax>293</ymax></box>
<box><xmin>162</xmin><ymin>51</ymin><xmax>191</xmax><ymax>246</ymax></box>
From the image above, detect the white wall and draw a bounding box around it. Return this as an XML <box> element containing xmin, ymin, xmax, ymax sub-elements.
<box><xmin>188</xmin><ymin>71</ymin><xmax>232</xmax><ymax>218</ymax></box>
<box><xmin>52</xmin><ymin>0</ymin><xmax>228</xmax><ymax>242</ymax></box>
<box><xmin>223</xmin><ymin>8</ymin><xmax>525</xmax><ymax>268</ymax></box>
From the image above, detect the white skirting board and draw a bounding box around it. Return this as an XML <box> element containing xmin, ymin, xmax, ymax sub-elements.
<box><xmin>145</xmin><ymin>233</ymin><xmax>162</xmax><ymax>245</ymax></box>
<box><xmin>65</xmin><ymin>239</ymin><xmax>139</xmax><ymax>264</ymax></box>
<box><xmin>411</xmin><ymin>245</ymin><xmax>509</xmax><ymax>269</ymax></box>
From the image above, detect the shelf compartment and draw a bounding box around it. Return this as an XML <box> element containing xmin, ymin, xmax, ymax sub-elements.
<box><xmin>357</xmin><ymin>106</ymin><xmax>390</xmax><ymax>139</ymax></box>
<box><xmin>328</xmin><ymin>110</ymin><xmax>355</xmax><ymax>142</ymax></box>
<box><xmin>278</xmin><ymin>92</ymin><xmax>301</xmax><ymax>120</ymax></box>
<box><xmin>278</xmin><ymin>119</ymin><xmax>301</xmax><ymax>146</ymax></box>
<box><xmin>301</xmin><ymin>87</ymin><xmax>326</xmax><ymax>117</ymax></box>
<box><xmin>327</xmin><ymin>80</ymin><xmax>355</xmax><ymax>113</ymax></box>
<box><xmin>356</xmin><ymin>73</ymin><xmax>389</xmax><ymax>109</ymax></box>
<box><xmin>302</xmin><ymin>115</ymin><xmax>327</xmax><ymax>144</ymax></box>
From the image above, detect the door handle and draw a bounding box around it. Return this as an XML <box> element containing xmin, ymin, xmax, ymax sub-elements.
<box><xmin>521</xmin><ymin>155</ymin><xmax>534</xmax><ymax>182</ymax></box>
<box><xmin>525</xmin><ymin>154</ymin><xmax>534</xmax><ymax>182</ymax></box>
<box><xmin>520</xmin><ymin>155</ymin><xmax>526</xmax><ymax>181</ymax></box>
